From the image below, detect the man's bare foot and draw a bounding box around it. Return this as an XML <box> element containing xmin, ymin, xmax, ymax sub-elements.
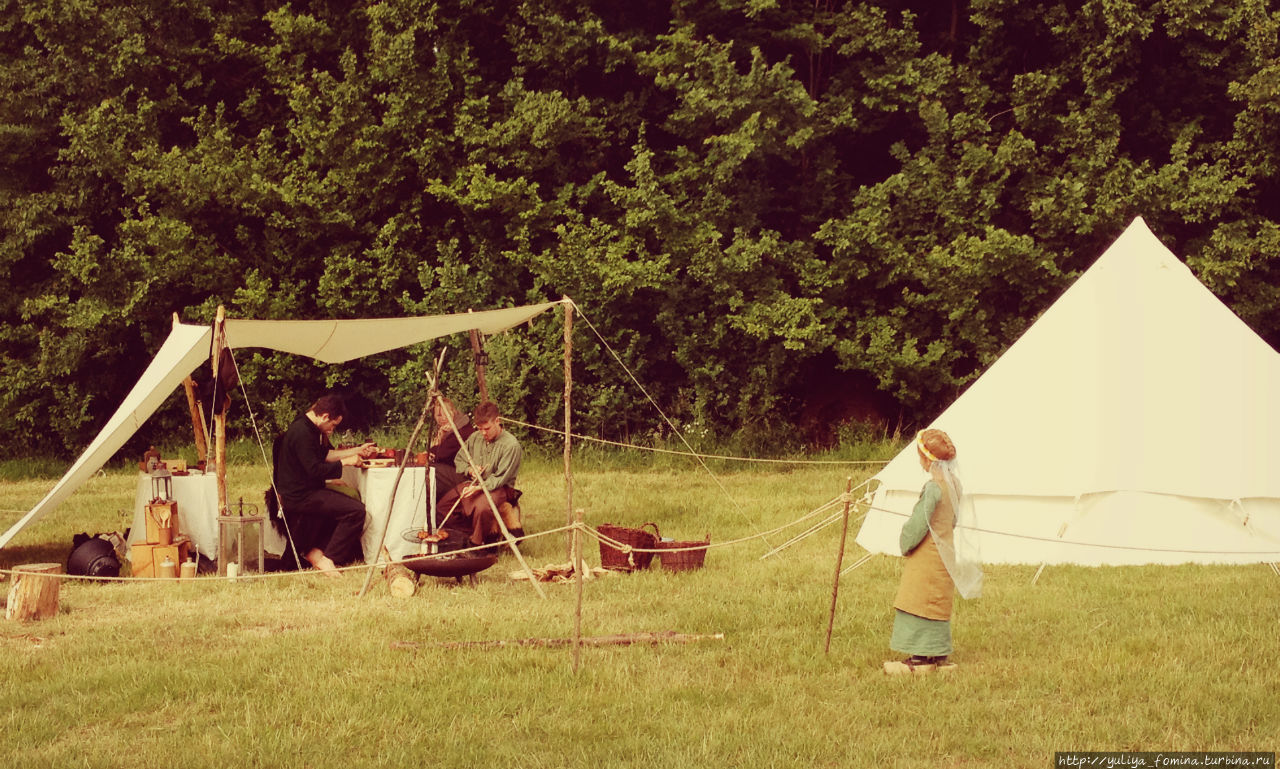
<box><xmin>304</xmin><ymin>548</ymin><xmax>342</xmax><ymax>579</ymax></box>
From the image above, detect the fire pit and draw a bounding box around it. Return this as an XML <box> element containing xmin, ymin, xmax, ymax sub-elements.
<box><xmin>400</xmin><ymin>529</ymin><xmax>498</xmax><ymax>579</ymax></box>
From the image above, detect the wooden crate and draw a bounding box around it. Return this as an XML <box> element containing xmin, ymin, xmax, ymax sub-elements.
<box><xmin>131</xmin><ymin>539</ymin><xmax>191</xmax><ymax>578</ymax></box>
<box><xmin>143</xmin><ymin>500</ymin><xmax>179</xmax><ymax>543</ymax></box>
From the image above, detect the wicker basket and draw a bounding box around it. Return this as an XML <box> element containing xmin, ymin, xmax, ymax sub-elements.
<box><xmin>597</xmin><ymin>522</ymin><xmax>660</xmax><ymax>571</ymax></box>
<box><xmin>656</xmin><ymin>536</ymin><xmax>710</xmax><ymax>572</ymax></box>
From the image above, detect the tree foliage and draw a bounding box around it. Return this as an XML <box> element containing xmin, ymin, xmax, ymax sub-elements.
<box><xmin>2</xmin><ymin>0</ymin><xmax>1278</xmax><ymax>456</ymax></box>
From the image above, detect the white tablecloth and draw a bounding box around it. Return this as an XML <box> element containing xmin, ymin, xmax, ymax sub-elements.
<box><xmin>130</xmin><ymin>472</ymin><xmax>220</xmax><ymax>558</ymax></box>
<box><xmin>131</xmin><ymin>467</ymin><xmax>433</xmax><ymax>564</ymax></box>
<box><xmin>345</xmin><ymin>465</ymin><xmax>430</xmax><ymax>561</ymax></box>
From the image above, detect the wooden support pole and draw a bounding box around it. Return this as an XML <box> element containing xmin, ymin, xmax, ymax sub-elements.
<box><xmin>182</xmin><ymin>377</ymin><xmax>209</xmax><ymax>464</ymax></box>
<box><xmin>173</xmin><ymin>313</ymin><xmax>209</xmax><ymax>464</ymax></box>
<box><xmin>825</xmin><ymin>477</ymin><xmax>854</xmax><ymax>655</ymax></box>
<box><xmin>358</xmin><ymin>360</ymin><xmax>443</xmax><ymax>599</ymax></box>
<box><xmin>563</xmin><ymin>297</ymin><xmax>574</xmax><ymax>559</ymax></box>
<box><xmin>212</xmin><ymin>305</ymin><xmax>229</xmax><ymax>515</ymax></box>
<box><xmin>572</xmin><ymin>508</ymin><xmax>584</xmax><ymax>673</ymax></box>
<box><xmin>5</xmin><ymin>563</ymin><xmax>63</xmax><ymax>622</ymax></box>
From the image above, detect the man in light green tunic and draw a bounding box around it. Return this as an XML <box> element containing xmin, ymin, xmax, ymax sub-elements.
<box><xmin>435</xmin><ymin>401</ymin><xmax>523</xmax><ymax>547</ymax></box>
<box><xmin>884</xmin><ymin>428</ymin><xmax>982</xmax><ymax>675</ymax></box>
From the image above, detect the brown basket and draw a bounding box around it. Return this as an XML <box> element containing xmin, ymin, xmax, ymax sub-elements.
<box><xmin>656</xmin><ymin>537</ymin><xmax>710</xmax><ymax>572</ymax></box>
<box><xmin>597</xmin><ymin>523</ymin><xmax>660</xmax><ymax>571</ymax></box>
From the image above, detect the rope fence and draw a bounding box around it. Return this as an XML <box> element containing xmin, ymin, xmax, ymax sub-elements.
<box><xmin>503</xmin><ymin>418</ymin><xmax>892</xmax><ymax>466</ymax></box>
<box><xmin>11</xmin><ymin>489</ymin><xmax>1275</xmax><ymax>587</ymax></box>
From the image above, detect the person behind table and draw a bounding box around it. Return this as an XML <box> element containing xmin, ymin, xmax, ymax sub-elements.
<box><xmin>434</xmin><ymin>400</ymin><xmax>522</xmax><ymax>547</ymax></box>
<box><xmin>272</xmin><ymin>394</ymin><xmax>377</xmax><ymax>576</ymax></box>
<box><xmin>427</xmin><ymin>393</ymin><xmax>475</xmax><ymax>493</ymax></box>
<box><xmin>883</xmin><ymin>428</ymin><xmax>983</xmax><ymax>675</ymax></box>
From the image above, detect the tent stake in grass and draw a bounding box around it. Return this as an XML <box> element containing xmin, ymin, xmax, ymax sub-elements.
<box><xmin>825</xmin><ymin>477</ymin><xmax>853</xmax><ymax>655</ymax></box>
<box><xmin>572</xmin><ymin>508</ymin><xmax>584</xmax><ymax>673</ymax></box>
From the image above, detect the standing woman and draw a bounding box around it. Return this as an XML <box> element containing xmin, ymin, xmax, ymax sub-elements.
<box><xmin>884</xmin><ymin>428</ymin><xmax>983</xmax><ymax>675</ymax></box>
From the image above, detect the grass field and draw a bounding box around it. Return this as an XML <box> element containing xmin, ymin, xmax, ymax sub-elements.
<box><xmin>1</xmin><ymin>444</ymin><xmax>1277</xmax><ymax>768</ymax></box>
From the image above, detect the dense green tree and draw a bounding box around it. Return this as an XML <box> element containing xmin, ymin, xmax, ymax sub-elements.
<box><xmin>2</xmin><ymin>0</ymin><xmax>1277</xmax><ymax>458</ymax></box>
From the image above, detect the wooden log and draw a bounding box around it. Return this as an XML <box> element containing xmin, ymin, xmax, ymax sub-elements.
<box><xmin>5</xmin><ymin>563</ymin><xmax>63</xmax><ymax>622</ymax></box>
<box><xmin>391</xmin><ymin>630</ymin><xmax>725</xmax><ymax>651</ymax></box>
<box><xmin>385</xmin><ymin>562</ymin><xmax>418</xmax><ymax>598</ymax></box>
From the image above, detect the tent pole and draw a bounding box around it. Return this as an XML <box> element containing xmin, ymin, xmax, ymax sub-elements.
<box><xmin>174</xmin><ymin>313</ymin><xmax>209</xmax><ymax>465</ymax></box>
<box><xmin>824</xmin><ymin>477</ymin><xmax>854</xmax><ymax>654</ymax></box>
<box><xmin>182</xmin><ymin>377</ymin><xmax>209</xmax><ymax>465</ymax></box>
<box><xmin>563</xmin><ymin>297</ymin><xmax>574</xmax><ymax>560</ymax></box>
<box><xmin>212</xmin><ymin>305</ymin><xmax>229</xmax><ymax>515</ymax></box>
<box><xmin>357</xmin><ymin>373</ymin><xmax>440</xmax><ymax>598</ymax></box>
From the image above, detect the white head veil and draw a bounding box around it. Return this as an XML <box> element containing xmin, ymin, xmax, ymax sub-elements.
<box><xmin>918</xmin><ymin>431</ymin><xmax>983</xmax><ymax>600</ymax></box>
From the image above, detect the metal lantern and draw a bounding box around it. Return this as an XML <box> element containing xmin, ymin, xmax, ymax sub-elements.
<box><xmin>217</xmin><ymin>498</ymin><xmax>265</xmax><ymax>576</ymax></box>
<box><xmin>149</xmin><ymin>466</ymin><xmax>173</xmax><ymax>502</ymax></box>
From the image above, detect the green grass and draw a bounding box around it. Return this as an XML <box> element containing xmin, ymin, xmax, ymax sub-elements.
<box><xmin>1</xmin><ymin>449</ymin><xmax>1277</xmax><ymax>768</ymax></box>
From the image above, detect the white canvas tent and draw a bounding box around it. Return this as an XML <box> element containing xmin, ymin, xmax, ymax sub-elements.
<box><xmin>856</xmin><ymin>217</ymin><xmax>1280</xmax><ymax>565</ymax></box>
<box><xmin>0</xmin><ymin>302</ymin><xmax>561</xmax><ymax>551</ymax></box>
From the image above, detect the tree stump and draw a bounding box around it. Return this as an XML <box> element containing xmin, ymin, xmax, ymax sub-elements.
<box><xmin>5</xmin><ymin>563</ymin><xmax>63</xmax><ymax>622</ymax></box>
<box><xmin>385</xmin><ymin>562</ymin><xmax>418</xmax><ymax>598</ymax></box>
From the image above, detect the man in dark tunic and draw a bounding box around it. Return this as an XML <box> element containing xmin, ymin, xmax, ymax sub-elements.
<box><xmin>272</xmin><ymin>394</ymin><xmax>376</xmax><ymax>576</ymax></box>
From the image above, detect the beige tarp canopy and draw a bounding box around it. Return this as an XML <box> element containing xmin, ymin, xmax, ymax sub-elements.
<box><xmin>0</xmin><ymin>302</ymin><xmax>561</xmax><ymax>550</ymax></box>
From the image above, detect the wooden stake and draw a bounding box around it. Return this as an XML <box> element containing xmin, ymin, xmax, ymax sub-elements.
<box><xmin>357</xmin><ymin>358</ymin><xmax>443</xmax><ymax>598</ymax></box>
<box><xmin>212</xmin><ymin>305</ymin><xmax>229</xmax><ymax>515</ymax></box>
<box><xmin>563</xmin><ymin>297</ymin><xmax>574</xmax><ymax>559</ymax></box>
<box><xmin>5</xmin><ymin>563</ymin><xmax>62</xmax><ymax>622</ymax></box>
<box><xmin>825</xmin><ymin>477</ymin><xmax>854</xmax><ymax>654</ymax></box>
<box><xmin>392</xmin><ymin>631</ymin><xmax>725</xmax><ymax>651</ymax></box>
<box><xmin>572</xmin><ymin>508</ymin><xmax>584</xmax><ymax>673</ymax></box>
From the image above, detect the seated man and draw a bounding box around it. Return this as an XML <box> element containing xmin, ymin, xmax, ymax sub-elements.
<box><xmin>272</xmin><ymin>394</ymin><xmax>376</xmax><ymax>576</ymax></box>
<box><xmin>435</xmin><ymin>400</ymin><xmax>522</xmax><ymax>548</ymax></box>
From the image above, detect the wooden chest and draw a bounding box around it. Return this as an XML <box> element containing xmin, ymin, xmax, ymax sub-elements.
<box><xmin>131</xmin><ymin>538</ymin><xmax>191</xmax><ymax>578</ymax></box>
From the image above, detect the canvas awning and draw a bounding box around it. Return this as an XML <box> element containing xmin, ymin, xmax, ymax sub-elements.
<box><xmin>0</xmin><ymin>302</ymin><xmax>561</xmax><ymax>550</ymax></box>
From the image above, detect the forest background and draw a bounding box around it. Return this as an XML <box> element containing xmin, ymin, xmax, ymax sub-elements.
<box><xmin>2</xmin><ymin>0</ymin><xmax>1278</xmax><ymax>459</ymax></box>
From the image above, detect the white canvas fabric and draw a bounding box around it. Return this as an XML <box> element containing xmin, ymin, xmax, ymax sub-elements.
<box><xmin>856</xmin><ymin>217</ymin><xmax>1280</xmax><ymax>565</ymax></box>
<box><xmin>224</xmin><ymin>302</ymin><xmax>558</xmax><ymax>363</ymax></box>
<box><xmin>0</xmin><ymin>322</ymin><xmax>213</xmax><ymax>549</ymax></box>
<box><xmin>0</xmin><ymin>302</ymin><xmax>561</xmax><ymax>550</ymax></box>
